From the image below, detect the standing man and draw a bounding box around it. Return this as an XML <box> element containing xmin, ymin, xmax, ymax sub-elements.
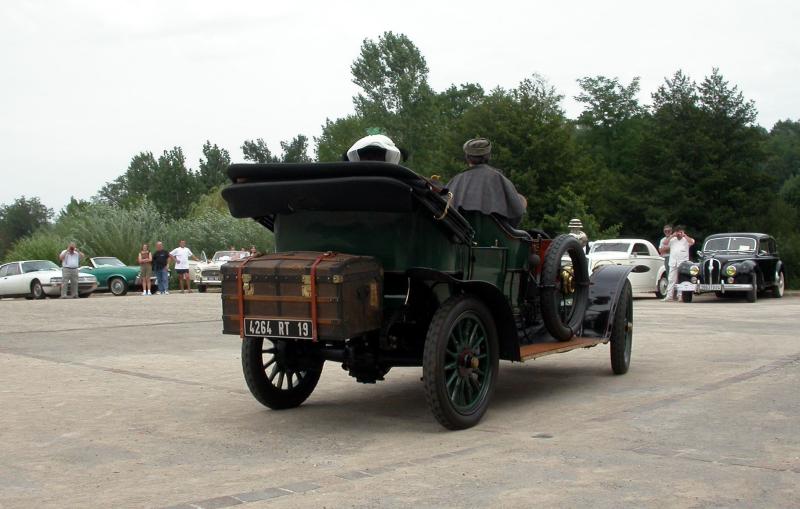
<box><xmin>447</xmin><ymin>137</ymin><xmax>527</xmax><ymax>228</ymax></box>
<box><xmin>662</xmin><ymin>225</ymin><xmax>695</xmax><ymax>302</ymax></box>
<box><xmin>151</xmin><ymin>241</ymin><xmax>171</xmax><ymax>295</ymax></box>
<box><xmin>58</xmin><ymin>242</ymin><xmax>84</xmax><ymax>298</ymax></box>
<box><xmin>170</xmin><ymin>240</ymin><xmax>198</xmax><ymax>294</ymax></box>
<box><xmin>658</xmin><ymin>224</ymin><xmax>673</xmax><ymax>271</ymax></box>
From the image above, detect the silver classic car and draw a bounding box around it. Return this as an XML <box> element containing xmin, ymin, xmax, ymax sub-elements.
<box><xmin>192</xmin><ymin>250</ymin><xmax>249</xmax><ymax>292</ymax></box>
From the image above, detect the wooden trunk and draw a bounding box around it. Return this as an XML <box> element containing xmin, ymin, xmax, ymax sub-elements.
<box><xmin>221</xmin><ymin>251</ymin><xmax>383</xmax><ymax>341</ymax></box>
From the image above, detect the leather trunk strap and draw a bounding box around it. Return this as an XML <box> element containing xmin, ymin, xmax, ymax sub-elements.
<box><xmin>310</xmin><ymin>252</ymin><xmax>336</xmax><ymax>342</ymax></box>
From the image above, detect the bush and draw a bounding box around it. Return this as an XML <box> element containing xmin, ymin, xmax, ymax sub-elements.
<box><xmin>776</xmin><ymin>232</ymin><xmax>800</xmax><ymax>290</ymax></box>
<box><xmin>3</xmin><ymin>228</ymin><xmax>69</xmax><ymax>263</ymax></box>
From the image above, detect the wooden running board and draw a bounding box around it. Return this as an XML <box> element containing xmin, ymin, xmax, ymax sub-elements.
<box><xmin>519</xmin><ymin>337</ymin><xmax>607</xmax><ymax>361</ymax></box>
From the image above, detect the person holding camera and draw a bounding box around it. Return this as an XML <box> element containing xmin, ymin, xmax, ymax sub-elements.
<box><xmin>58</xmin><ymin>242</ymin><xmax>85</xmax><ymax>298</ymax></box>
<box><xmin>661</xmin><ymin>225</ymin><xmax>695</xmax><ymax>302</ymax></box>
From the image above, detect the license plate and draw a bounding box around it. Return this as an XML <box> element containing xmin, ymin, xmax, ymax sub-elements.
<box><xmin>206</xmin><ymin>276</ymin><xmax>219</xmax><ymax>281</ymax></box>
<box><xmin>699</xmin><ymin>284</ymin><xmax>722</xmax><ymax>291</ymax></box>
<box><xmin>244</xmin><ymin>318</ymin><xmax>313</xmax><ymax>339</ymax></box>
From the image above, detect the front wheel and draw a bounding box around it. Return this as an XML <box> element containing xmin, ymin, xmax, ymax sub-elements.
<box><xmin>30</xmin><ymin>280</ymin><xmax>45</xmax><ymax>300</ymax></box>
<box><xmin>746</xmin><ymin>278</ymin><xmax>757</xmax><ymax>303</ymax></box>
<box><xmin>681</xmin><ymin>291</ymin><xmax>693</xmax><ymax>303</ymax></box>
<box><xmin>109</xmin><ymin>277</ymin><xmax>128</xmax><ymax>296</ymax></box>
<box><xmin>197</xmin><ymin>285</ymin><xmax>207</xmax><ymax>293</ymax></box>
<box><xmin>242</xmin><ymin>337</ymin><xmax>323</xmax><ymax>409</ymax></box>
<box><xmin>655</xmin><ymin>275</ymin><xmax>668</xmax><ymax>299</ymax></box>
<box><xmin>423</xmin><ymin>295</ymin><xmax>499</xmax><ymax>430</ymax></box>
<box><xmin>610</xmin><ymin>280</ymin><xmax>633</xmax><ymax>375</ymax></box>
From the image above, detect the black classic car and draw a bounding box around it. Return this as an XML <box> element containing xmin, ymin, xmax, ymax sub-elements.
<box><xmin>677</xmin><ymin>233</ymin><xmax>786</xmax><ymax>302</ymax></box>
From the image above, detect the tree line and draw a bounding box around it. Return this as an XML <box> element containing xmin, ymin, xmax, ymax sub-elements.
<box><xmin>2</xmin><ymin>31</ymin><xmax>799</xmax><ymax>285</ymax></box>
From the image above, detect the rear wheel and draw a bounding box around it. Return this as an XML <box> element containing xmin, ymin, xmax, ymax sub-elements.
<box><xmin>773</xmin><ymin>271</ymin><xmax>785</xmax><ymax>298</ymax></box>
<box><xmin>655</xmin><ymin>275</ymin><xmax>668</xmax><ymax>299</ymax></box>
<box><xmin>610</xmin><ymin>280</ymin><xmax>633</xmax><ymax>375</ymax></box>
<box><xmin>541</xmin><ymin>235</ymin><xmax>589</xmax><ymax>341</ymax></box>
<box><xmin>423</xmin><ymin>295</ymin><xmax>499</xmax><ymax>430</ymax></box>
<box><xmin>242</xmin><ymin>337</ymin><xmax>323</xmax><ymax>409</ymax></box>
<box><xmin>109</xmin><ymin>277</ymin><xmax>128</xmax><ymax>296</ymax></box>
<box><xmin>681</xmin><ymin>291</ymin><xmax>693</xmax><ymax>303</ymax></box>
<box><xmin>30</xmin><ymin>280</ymin><xmax>45</xmax><ymax>300</ymax></box>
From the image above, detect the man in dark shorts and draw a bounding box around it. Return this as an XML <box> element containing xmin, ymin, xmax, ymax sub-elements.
<box><xmin>151</xmin><ymin>241</ymin><xmax>172</xmax><ymax>295</ymax></box>
<box><xmin>170</xmin><ymin>240</ymin><xmax>199</xmax><ymax>293</ymax></box>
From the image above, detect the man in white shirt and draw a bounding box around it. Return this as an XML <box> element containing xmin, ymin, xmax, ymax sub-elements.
<box><xmin>169</xmin><ymin>240</ymin><xmax>198</xmax><ymax>294</ymax></box>
<box><xmin>662</xmin><ymin>225</ymin><xmax>695</xmax><ymax>302</ymax></box>
<box><xmin>59</xmin><ymin>242</ymin><xmax>84</xmax><ymax>298</ymax></box>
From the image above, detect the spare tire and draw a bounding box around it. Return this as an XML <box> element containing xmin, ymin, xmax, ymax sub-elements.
<box><xmin>541</xmin><ymin>234</ymin><xmax>590</xmax><ymax>341</ymax></box>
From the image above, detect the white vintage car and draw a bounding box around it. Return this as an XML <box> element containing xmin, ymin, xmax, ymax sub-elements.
<box><xmin>588</xmin><ymin>239</ymin><xmax>668</xmax><ymax>298</ymax></box>
<box><xmin>192</xmin><ymin>250</ymin><xmax>249</xmax><ymax>292</ymax></box>
<box><xmin>0</xmin><ymin>260</ymin><xmax>98</xmax><ymax>299</ymax></box>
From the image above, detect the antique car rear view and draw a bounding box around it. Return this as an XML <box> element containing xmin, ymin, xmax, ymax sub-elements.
<box><xmin>676</xmin><ymin>233</ymin><xmax>786</xmax><ymax>303</ymax></box>
<box><xmin>220</xmin><ymin>162</ymin><xmax>635</xmax><ymax>429</ymax></box>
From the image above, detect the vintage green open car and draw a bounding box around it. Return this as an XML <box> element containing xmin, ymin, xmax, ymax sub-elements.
<box><xmin>220</xmin><ymin>162</ymin><xmax>634</xmax><ymax>429</ymax></box>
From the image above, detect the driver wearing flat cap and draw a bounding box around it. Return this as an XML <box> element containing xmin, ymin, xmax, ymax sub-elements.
<box><xmin>446</xmin><ymin>137</ymin><xmax>528</xmax><ymax>227</ymax></box>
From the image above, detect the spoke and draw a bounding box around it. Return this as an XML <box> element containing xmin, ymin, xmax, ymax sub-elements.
<box><xmin>464</xmin><ymin>375</ymin><xmax>475</xmax><ymax>401</ymax></box>
<box><xmin>286</xmin><ymin>371</ymin><xmax>294</xmax><ymax>389</ymax></box>
<box><xmin>450</xmin><ymin>377</ymin><xmax>462</xmax><ymax>403</ymax></box>
<box><xmin>466</xmin><ymin>321</ymin><xmax>479</xmax><ymax>348</ymax></box>
<box><xmin>276</xmin><ymin>370</ymin><xmax>285</xmax><ymax>389</ymax></box>
<box><xmin>469</xmin><ymin>373</ymin><xmax>481</xmax><ymax>390</ymax></box>
<box><xmin>268</xmin><ymin>364</ymin><xmax>279</xmax><ymax>382</ymax></box>
<box><xmin>444</xmin><ymin>361</ymin><xmax>458</xmax><ymax>371</ymax></box>
<box><xmin>446</xmin><ymin>370</ymin><xmax>459</xmax><ymax>390</ymax></box>
<box><xmin>263</xmin><ymin>357</ymin><xmax>276</xmax><ymax>370</ymax></box>
<box><xmin>473</xmin><ymin>367</ymin><xmax>484</xmax><ymax>378</ymax></box>
<box><xmin>474</xmin><ymin>353</ymin><xmax>487</xmax><ymax>360</ymax></box>
<box><xmin>446</xmin><ymin>347</ymin><xmax>459</xmax><ymax>358</ymax></box>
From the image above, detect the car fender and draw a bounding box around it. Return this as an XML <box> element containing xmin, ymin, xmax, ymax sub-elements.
<box><xmin>582</xmin><ymin>263</ymin><xmax>634</xmax><ymax>340</ymax></box>
<box><xmin>406</xmin><ymin>267</ymin><xmax>518</xmax><ymax>362</ymax></box>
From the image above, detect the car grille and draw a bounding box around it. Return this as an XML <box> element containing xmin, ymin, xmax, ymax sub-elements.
<box><xmin>202</xmin><ymin>270</ymin><xmax>221</xmax><ymax>278</ymax></box>
<box><xmin>703</xmin><ymin>258</ymin><xmax>722</xmax><ymax>285</ymax></box>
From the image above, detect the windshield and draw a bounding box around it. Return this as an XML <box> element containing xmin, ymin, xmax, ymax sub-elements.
<box><xmin>703</xmin><ymin>237</ymin><xmax>756</xmax><ymax>253</ymax></box>
<box><xmin>212</xmin><ymin>251</ymin><xmax>248</xmax><ymax>262</ymax></box>
<box><xmin>591</xmin><ymin>242</ymin><xmax>630</xmax><ymax>254</ymax></box>
<box><xmin>22</xmin><ymin>260</ymin><xmax>59</xmax><ymax>273</ymax></box>
<box><xmin>93</xmin><ymin>257</ymin><xmax>126</xmax><ymax>267</ymax></box>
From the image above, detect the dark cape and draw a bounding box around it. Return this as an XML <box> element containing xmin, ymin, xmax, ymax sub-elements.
<box><xmin>446</xmin><ymin>164</ymin><xmax>526</xmax><ymax>227</ymax></box>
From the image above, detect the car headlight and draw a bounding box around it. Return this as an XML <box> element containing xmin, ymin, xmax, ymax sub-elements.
<box><xmin>689</xmin><ymin>265</ymin><xmax>700</xmax><ymax>276</ymax></box>
<box><xmin>725</xmin><ymin>265</ymin><xmax>737</xmax><ymax>277</ymax></box>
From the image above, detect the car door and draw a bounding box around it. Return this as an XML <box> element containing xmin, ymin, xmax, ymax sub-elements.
<box><xmin>2</xmin><ymin>263</ymin><xmax>26</xmax><ymax>295</ymax></box>
<box><xmin>0</xmin><ymin>263</ymin><xmax>11</xmax><ymax>295</ymax></box>
<box><xmin>756</xmin><ymin>237</ymin><xmax>778</xmax><ymax>288</ymax></box>
<box><xmin>628</xmin><ymin>242</ymin><xmax>655</xmax><ymax>292</ymax></box>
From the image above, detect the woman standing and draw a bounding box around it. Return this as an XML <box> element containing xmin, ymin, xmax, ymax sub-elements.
<box><xmin>137</xmin><ymin>243</ymin><xmax>153</xmax><ymax>296</ymax></box>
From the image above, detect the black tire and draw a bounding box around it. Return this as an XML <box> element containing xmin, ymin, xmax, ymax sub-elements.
<box><xmin>30</xmin><ymin>280</ymin><xmax>45</xmax><ymax>300</ymax></box>
<box><xmin>655</xmin><ymin>275</ymin><xmax>668</xmax><ymax>299</ymax></box>
<box><xmin>610</xmin><ymin>280</ymin><xmax>633</xmax><ymax>375</ymax></box>
<box><xmin>773</xmin><ymin>271</ymin><xmax>785</xmax><ymax>298</ymax></box>
<box><xmin>746</xmin><ymin>275</ymin><xmax>757</xmax><ymax>303</ymax></box>
<box><xmin>423</xmin><ymin>295</ymin><xmax>499</xmax><ymax>430</ymax></box>
<box><xmin>109</xmin><ymin>277</ymin><xmax>128</xmax><ymax>296</ymax></box>
<box><xmin>541</xmin><ymin>235</ymin><xmax>589</xmax><ymax>341</ymax></box>
<box><xmin>681</xmin><ymin>291</ymin><xmax>693</xmax><ymax>303</ymax></box>
<box><xmin>197</xmin><ymin>285</ymin><xmax>207</xmax><ymax>293</ymax></box>
<box><xmin>242</xmin><ymin>337</ymin><xmax>323</xmax><ymax>410</ymax></box>
<box><xmin>78</xmin><ymin>292</ymin><xmax>91</xmax><ymax>298</ymax></box>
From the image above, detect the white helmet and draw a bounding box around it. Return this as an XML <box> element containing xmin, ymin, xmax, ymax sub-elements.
<box><xmin>346</xmin><ymin>135</ymin><xmax>402</xmax><ymax>164</ymax></box>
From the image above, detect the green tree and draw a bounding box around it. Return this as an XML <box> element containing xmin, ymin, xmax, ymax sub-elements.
<box><xmin>148</xmin><ymin>147</ymin><xmax>202</xmax><ymax>219</ymax></box>
<box><xmin>96</xmin><ymin>151</ymin><xmax>158</xmax><ymax>208</ymax></box>
<box><xmin>0</xmin><ymin>196</ymin><xmax>53</xmax><ymax>257</ymax></box>
<box><xmin>280</xmin><ymin>134</ymin><xmax>313</xmax><ymax>163</ymax></box>
<box><xmin>198</xmin><ymin>141</ymin><xmax>231</xmax><ymax>192</ymax></box>
<box><xmin>315</xmin><ymin>115</ymin><xmax>373</xmax><ymax>162</ymax></box>
<box><xmin>763</xmin><ymin>119</ymin><xmax>800</xmax><ymax>187</ymax></box>
<box><xmin>241</xmin><ymin>138</ymin><xmax>280</xmax><ymax>164</ymax></box>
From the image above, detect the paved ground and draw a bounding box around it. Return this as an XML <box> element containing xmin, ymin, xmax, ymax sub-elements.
<box><xmin>1</xmin><ymin>290</ymin><xmax>798</xmax><ymax>508</ymax></box>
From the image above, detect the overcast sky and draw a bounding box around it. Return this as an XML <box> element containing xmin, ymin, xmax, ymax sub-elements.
<box><xmin>1</xmin><ymin>0</ymin><xmax>798</xmax><ymax>213</ymax></box>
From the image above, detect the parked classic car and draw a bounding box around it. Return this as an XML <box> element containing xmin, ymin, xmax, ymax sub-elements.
<box><xmin>0</xmin><ymin>260</ymin><xmax>97</xmax><ymax>299</ymax></box>
<box><xmin>676</xmin><ymin>232</ymin><xmax>786</xmax><ymax>303</ymax></box>
<box><xmin>588</xmin><ymin>239</ymin><xmax>668</xmax><ymax>298</ymax></box>
<box><xmin>79</xmin><ymin>256</ymin><xmax>145</xmax><ymax>296</ymax></box>
<box><xmin>218</xmin><ymin>162</ymin><xmax>635</xmax><ymax>430</ymax></box>
<box><xmin>192</xmin><ymin>250</ymin><xmax>249</xmax><ymax>292</ymax></box>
